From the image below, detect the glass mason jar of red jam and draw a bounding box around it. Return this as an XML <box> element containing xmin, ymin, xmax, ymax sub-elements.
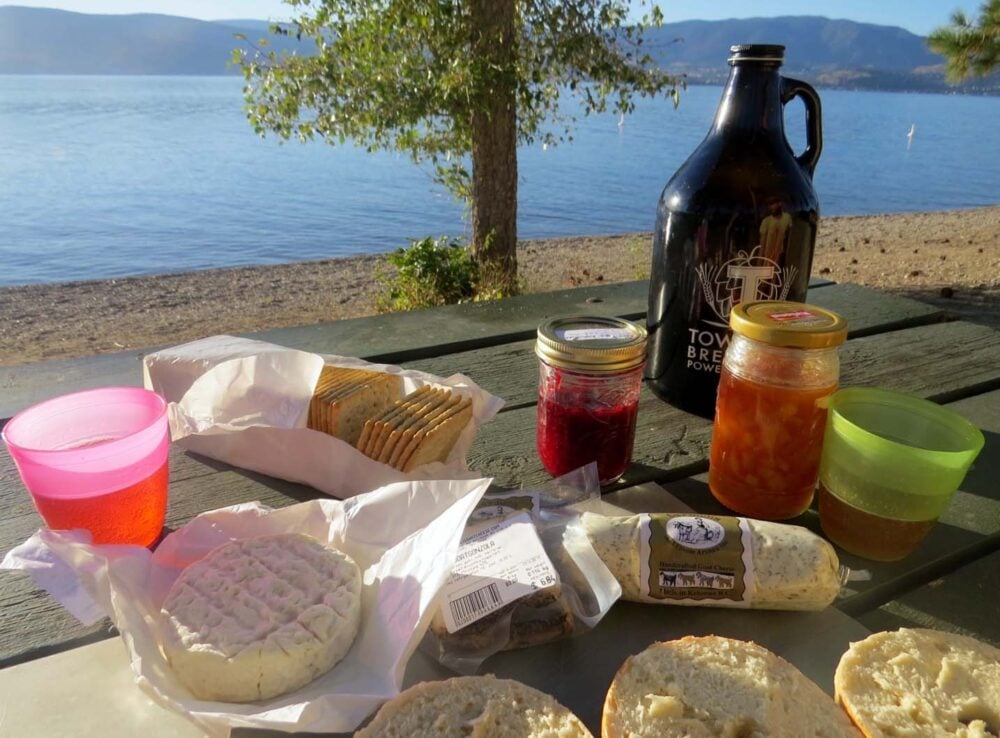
<box><xmin>536</xmin><ymin>316</ymin><xmax>647</xmax><ymax>485</ymax></box>
<box><xmin>708</xmin><ymin>301</ymin><xmax>848</xmax><ymax>520</ymax></box>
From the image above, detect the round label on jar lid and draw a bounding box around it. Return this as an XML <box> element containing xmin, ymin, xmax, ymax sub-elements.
<box><xmin>536</xmin><ymin>316</ymin><xmax>647</xmax><ymax>372</ymax></box>
<box><xmin>730</xmin><ymin>301</ymin><xmax>848</xmax><ymax>348</ymax></box>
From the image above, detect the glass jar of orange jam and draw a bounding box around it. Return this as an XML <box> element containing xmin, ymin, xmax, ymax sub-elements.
<box><xmin>708</xmin><ymin>301</ymin><xmax>848</xmax><ymax>520</ymax></box>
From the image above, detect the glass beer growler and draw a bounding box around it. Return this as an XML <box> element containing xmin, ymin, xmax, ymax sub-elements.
<box><xmin>646</xmin><ymin>44</ymin><xmax>823</xmax><ymax>418</ymax></box>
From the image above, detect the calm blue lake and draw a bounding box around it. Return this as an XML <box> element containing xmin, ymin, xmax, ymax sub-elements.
<box><xmin>1</xmin><ymin>75</ymin><xmax>998</xmax><ymax>287</ymax></box>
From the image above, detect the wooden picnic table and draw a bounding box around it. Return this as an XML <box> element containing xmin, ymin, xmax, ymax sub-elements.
<box><xmin>0</xmin><ymin>279</ymin><xmax>998</xmax><ymax>737</ymax></box>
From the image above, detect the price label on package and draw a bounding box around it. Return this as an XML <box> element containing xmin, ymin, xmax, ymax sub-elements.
<box><xmin>440</xmin><ymin>512</ymin><xmax>559</xmax><ymax>633</ymax></box>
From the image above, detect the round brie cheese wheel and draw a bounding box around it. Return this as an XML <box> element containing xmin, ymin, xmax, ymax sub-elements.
<box><xmin>160</xmin><ymin>532</ymin><xmax>362</xmax><ymax>702</ymax></box>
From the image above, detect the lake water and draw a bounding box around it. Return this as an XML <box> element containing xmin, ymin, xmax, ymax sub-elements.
<box><xmin>1</xmin><ymin>75</ymin><xmax>998</xmax><ymax>287</ymax></box>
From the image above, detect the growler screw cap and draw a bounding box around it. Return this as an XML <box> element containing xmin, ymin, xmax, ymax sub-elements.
<box><xmin>729</xmin><ymin>44</ymin><xmax>785</xmax><ymax>63</ymax></box>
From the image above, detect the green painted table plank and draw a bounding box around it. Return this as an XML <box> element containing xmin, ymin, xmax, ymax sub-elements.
<box><xmin>406</xmin><ymin>283</ymin><xmax>947</xmax><ymax>411</ymax></box>
<box><xmin>452</xmin><ymin>320</ymin><xmax>1000</xmax><ymax>489</ymax></box>
<box><xmin>1</xmin><ymin>321</ymin><xmax>995</xmax><ymax>665</ymax></box>
<box><xmin>0</xmin><ymin>277</ymin><xmax>840</xmax><ymax>420</ymax></box>
<box><xmin>0</xmin><ymin>287</ymin><xmax>989</xmax><ymax>668</ymax></box>
<box><xmin>854</xmin><ymin>551</ymin><xmax>1000</xmax><ymax>648</ymax></box>
<box><xmin>0</xmin><ymin>352</ymin><xmax>148</xmax><ymax>422</ymax></box>
<box><xmin>251</xmin><ymin>280</ymin><xmax>650</xmax><ymax>360</ymax></box>
<box><xmin>0</xmin><ymin>281</ymin><xmax>649</xmax><ymax>419</ymax></box>
<box><xmin>0</xmin><ymin>448</ymin><xmax>320</xmax><ymax>668</ymax></box>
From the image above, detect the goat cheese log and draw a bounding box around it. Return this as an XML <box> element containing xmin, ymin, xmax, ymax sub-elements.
<box><xmin>582</xmin><ymin>512</ymin><xmax>842</xmax><ymax>611</ymax></box>
<box><xmin>160</xmin><ymin>533</ymin><xmax>362</xmax><ymax>702</ymax></box>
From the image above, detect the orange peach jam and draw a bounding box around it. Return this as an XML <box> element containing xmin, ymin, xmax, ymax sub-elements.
<box><xmin>709</xmin><ymin>368</ymin><xmax>834</xmax><ymax>519</ymax></box>
<box><xmin>707</xmin><ymin>301</ymin><xmax>848</xmax><ymax>520</ymax></box>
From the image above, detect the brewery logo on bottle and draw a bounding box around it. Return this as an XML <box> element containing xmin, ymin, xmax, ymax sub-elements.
<box><xmin>695</xmin><ymin>246</ymin><xmax>798</xmax><ymax>328</ymax></box>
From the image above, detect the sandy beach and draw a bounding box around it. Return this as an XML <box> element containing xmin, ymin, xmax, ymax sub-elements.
<box><xmin>1</xmin><ymin>206</ymin><xmax>997</xmax><ymax>367</ymax></box>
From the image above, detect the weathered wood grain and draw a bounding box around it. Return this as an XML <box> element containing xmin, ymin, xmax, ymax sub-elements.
<box><xmin>0</xmin><ymin>281</ymin><xmax>647</xmax><ymax>419</ymax></box>
<box><xmin>0</xmin><ymin>278</ymin><xmax>838</xmax><ymax>419</ymax></box>
<box><xmin>0</xmin><ymin>288</ymin><xmax>992</xmax><ymax>669</ymax></box>
<box><xmin>838</xmin><ymin>322</ymin><xmax>1000</xmax><ymax>403</ymax></box>
<box><xmin>455</xmin><ymin>320</ymin><xmax>1000</xmax><ymax>489</ymax></box>
<box><xmin>1</xmin><ymin>322</ymin><xmax>996</xmax><ymax>663</ymax></box>
<box><xmin>854</xmin><ymin>550</ymin><xmax>1000</xmax><ymax>648</ymax></box>
<box><xmin>0</xmin><ymin>448</ymin><xmax>322</xmax><ymax>667</ymax></box>
<box><xmin>407</xmin><ymin>283</ymin><xmax>945</xmax><ymax>411</ymax></box>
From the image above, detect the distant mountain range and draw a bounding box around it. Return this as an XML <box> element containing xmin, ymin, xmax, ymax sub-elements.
<box><xmin>0</xmin><ymin>7</ymin><xmax>302</xmax><ymax>75</ymax></box>
<box><xmin>0</xmin><ymin>6</ymin><xmax>996</xmax><ymax>94</ymax></box>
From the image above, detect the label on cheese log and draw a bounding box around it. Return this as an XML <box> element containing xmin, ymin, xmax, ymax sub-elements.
<box><xmin>639</xmin><ymin>513</ymin><xmax>755</xmax><ymax>605</ymax></box>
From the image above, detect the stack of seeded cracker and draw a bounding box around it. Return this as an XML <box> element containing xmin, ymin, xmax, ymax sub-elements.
<box><xmin>308</xmin><ymin>367</ymin><xmax>473</xmax><ymax>472</ymax></box>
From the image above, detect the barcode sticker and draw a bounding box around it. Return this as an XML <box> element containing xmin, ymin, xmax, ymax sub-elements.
<box><xmin>439</xmin><ymin>511</ymin><xmax>559</xmax><ymax>633</ymax></box>
<box><xmin>448</xmin><ymin>583</ymin><xmax>502</xmax><ymax>627</ymax></box>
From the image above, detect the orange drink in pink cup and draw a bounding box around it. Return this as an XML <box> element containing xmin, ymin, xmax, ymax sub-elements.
<box><xmin>2</xmin><ymin>387</ymin><xmax>170</xmax><ymax>547</ymax></box>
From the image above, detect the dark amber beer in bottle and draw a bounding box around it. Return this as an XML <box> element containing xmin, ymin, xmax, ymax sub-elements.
<box><xmin>646</xmin><ymin>45</ymin><xmax>823</xmax><ymax>417</ymax></box>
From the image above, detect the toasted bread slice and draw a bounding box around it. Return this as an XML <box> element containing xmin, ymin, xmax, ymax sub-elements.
<box><xmin>834</xmin><ymin>629</ymin><xmax>1000</xmax><ymax>738</ymax></box>
<box><xmin>603</xmin><ymin>636</ymin><xmax>860</xmax><ymax>738</ymax></box>
<box><xmin>354</xmin><ymin>675</ymin><xmax>592</xmax><ymax>738</ymax></box>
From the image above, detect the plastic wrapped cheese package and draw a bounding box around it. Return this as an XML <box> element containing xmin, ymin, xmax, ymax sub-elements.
<box><xmin>422</xmin><ymin>464</ymin><xmax>622</xmax><ymax>673</ymax></box>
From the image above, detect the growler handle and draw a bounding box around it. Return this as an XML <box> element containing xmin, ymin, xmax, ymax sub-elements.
<box><xmin>780</xmin><ymin>76</ymin><xmax>823</xmax><ymax>178</ymax></box>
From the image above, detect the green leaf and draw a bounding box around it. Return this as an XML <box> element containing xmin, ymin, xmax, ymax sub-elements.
<box><xmin>238</xmin><ymin>0</ymin><xmax>683</xmax><ymax>286</ymax></box>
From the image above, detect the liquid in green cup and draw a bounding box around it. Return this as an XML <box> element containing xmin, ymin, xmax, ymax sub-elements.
<box><xmin>817</xmin><ymin>388</ymin><xmax>984</xmax><ymax>561</ymax></box>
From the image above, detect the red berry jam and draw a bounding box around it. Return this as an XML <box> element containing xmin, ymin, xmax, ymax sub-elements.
<box><xmin>537</xmin><ymin>394</ymin><xmax>639</xmax><ymax>484</ymax></box>
<box><xmin>535</xmin><ymin>316</ymin><xmax>647</xmax><ymax>486</ymax></box>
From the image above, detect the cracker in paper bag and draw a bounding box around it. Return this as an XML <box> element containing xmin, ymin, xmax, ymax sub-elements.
<box><xmin>358</xmin><ymin>388</ymin><xmax>473</xmax><ymax>472</ymax></box>
<box><xmin>308</xmin><ymin>365</ymin><xmax>403</xmax><ymax>445</ymax></box>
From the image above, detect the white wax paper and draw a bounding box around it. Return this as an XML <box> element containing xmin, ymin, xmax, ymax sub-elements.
<box><xmin>142</xmin><ymin>335</ymin><xmax>505</xmax><ymax>499</ymax></box>
<box><xmin>1</xmin><ymin>478</ymin><xmax>492</xmax><ymax>736</ymax></box>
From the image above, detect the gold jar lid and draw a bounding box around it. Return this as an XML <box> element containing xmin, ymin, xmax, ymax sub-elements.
<box><xmin>730</xmin><ymin>301</ymin><xmax>848</xmax><ymax>349</ymax></box>
<box><xmin>536</xmin><ymin>316</ymin><xmax>647</xmax><ymax>372</ymax></box>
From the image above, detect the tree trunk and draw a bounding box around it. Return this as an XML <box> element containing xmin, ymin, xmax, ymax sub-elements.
<box><xmin>469</xmin><ymin>0</ymin><xmax>518</xmax><ymax>295</ymax></box>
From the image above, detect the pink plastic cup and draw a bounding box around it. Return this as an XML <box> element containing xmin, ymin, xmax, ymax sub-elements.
<box><xmin>2</xmin><ymin>387</ymin><xmax>170</xmax><ymax>547</ymax></box>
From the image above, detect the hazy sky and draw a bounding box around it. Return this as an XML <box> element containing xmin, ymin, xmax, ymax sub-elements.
<box><xmin>0</xmin><ymin>1</ymin><xmax>977</xmax><ymax>36</ymax></box>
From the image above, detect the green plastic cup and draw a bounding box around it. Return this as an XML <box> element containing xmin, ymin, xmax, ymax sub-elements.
<box><xmin>817</xmin><ymin>388</ymin><xmax>984</xmax><ymax>561</ymax></box>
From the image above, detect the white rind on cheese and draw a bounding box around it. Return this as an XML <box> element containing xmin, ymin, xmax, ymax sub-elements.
<box><xmin>582</xmin><ymin>513</ymin><xmax>842</xmax><ymax>611</ymax></box>
<box><xmin>160</xmin><ymin>533</ymin><xmax>362</xmax><ymax>702</ymax></box>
